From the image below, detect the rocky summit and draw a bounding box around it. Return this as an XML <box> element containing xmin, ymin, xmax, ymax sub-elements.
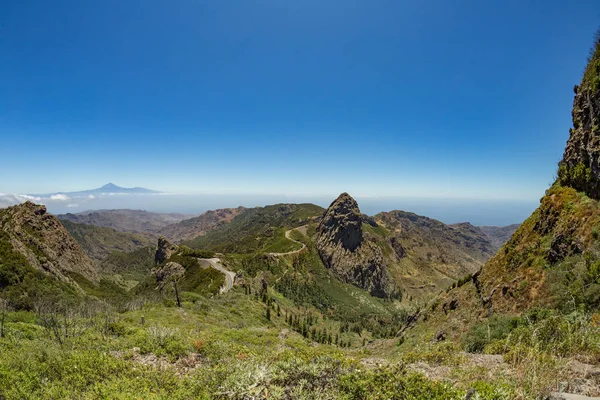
<box><xmin>0</xmin><ymin>201</ymin><xmax>98</xmax><ymax>284</ymax></box>
<box><xmin>315</xmin><ymin>193</ymin><xmax>396</xmax><ymax>298</ymax></box>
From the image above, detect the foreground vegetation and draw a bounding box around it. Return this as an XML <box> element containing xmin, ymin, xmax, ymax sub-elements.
<box><xmin>2</xmin><ymin>274</ymin><xmax>599</xmax><ymax>399</ymax></box>
<box><xmin>0</xmin><ymin>291</ymin><xmax>468</xmax><ymax>400</ymax></box>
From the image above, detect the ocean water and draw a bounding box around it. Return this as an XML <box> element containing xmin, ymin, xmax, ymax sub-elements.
<box><xmin>11</xmin><ymin>192</ymin><xmax>538</xmax><ymax>226</ymax></box>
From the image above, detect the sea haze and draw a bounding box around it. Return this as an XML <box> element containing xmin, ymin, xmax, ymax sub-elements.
<box><xmin>11</xmin><ymin>192</ymin><xmax>538</xmax><ymax>226</ymax></box>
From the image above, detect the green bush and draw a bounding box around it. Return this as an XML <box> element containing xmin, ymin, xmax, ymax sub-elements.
<box><xmin>403</xmin><ymin>342</ymin><xmax>465</xmax><ymax>366</ymax></box>
<box><xmin>135</xmin><ymin>325</ymin><xmax>189</xmax><ymax>360</ymax></box>
<box><xmin>548</xmin><ymin>253</ymin><xmax>600</xmax><ymax>312</ymax></box>
<box><xmin>463</xmin><ymin>315</ymin><xmax>520</xmax><ymax>353</ymax></box>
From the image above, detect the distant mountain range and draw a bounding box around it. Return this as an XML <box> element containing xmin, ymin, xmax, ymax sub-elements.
<box><xmin>30</xmin><ymin>183</ymin><xmax>159</xmax><ymax>197</ymax></box>
<box><xmin>58</xmin><ymin>209</ymin><xmax>194</xmax><ymax>234</ymax></box>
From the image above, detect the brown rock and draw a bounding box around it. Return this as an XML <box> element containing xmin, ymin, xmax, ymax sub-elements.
<box><xmin>315</xmin><ymin>193</ymin><xmax>396</xmax><ymax>298</ymax></box>
<box><xmin>558</xmin><ymin>37</ymin><xmax>600</xmax><ymax>199</ymax></box>
<box><xmin>0</xmin><ymin>201</ymin><xmax>98</xmax><ymax>284</ymax></box>
<box><xmin>155</xmin><ymin>236</ymin><xmax>179</xmax><ymax>264</ymax></box>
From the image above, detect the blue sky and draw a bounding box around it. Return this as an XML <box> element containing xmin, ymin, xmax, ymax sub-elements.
<box><xmin>1</xmin><ymin>0</ymin><xmax>599</xmax><ymax>201</ymax></box>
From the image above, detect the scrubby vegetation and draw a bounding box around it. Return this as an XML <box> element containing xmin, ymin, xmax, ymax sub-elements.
<box><xmin>0</xmin><ymin>290</ymin><xmax>474</xmax><ymax>400</ymax></box>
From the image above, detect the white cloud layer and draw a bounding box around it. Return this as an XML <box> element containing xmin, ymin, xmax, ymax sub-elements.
<box><xmin>50</xmin><ymin>194</ymin><xmax>70</xmax><ymax>201</ymax></box>
<box><xmin>20</xmin><ymin>194</ymin><xmax>42</xmax><ymax>201</ymax></box>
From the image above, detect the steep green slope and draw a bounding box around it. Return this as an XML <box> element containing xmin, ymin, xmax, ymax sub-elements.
<box><xmin>391</xmin><ymin>34</ymin><xmax>600</xmax><ymax>399</ymax></box>
<box><xmin>0</xmin><ymin>227</ymin><xmax>78</xmax><ymax>309</ymax></box>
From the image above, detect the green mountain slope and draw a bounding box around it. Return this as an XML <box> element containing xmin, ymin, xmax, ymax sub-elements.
<box><xmin>186</xmin><ymin>203</ymin><xmax>324</xmax><ymax>254</ymax></box>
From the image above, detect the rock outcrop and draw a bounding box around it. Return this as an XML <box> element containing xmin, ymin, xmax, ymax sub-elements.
<box><xmin>419</xmin><ymin>36</ymin><xmax>600</xmax><ymax>317</ymax></box>
<box><xmin>152</xmin><ymin>261</ymin><xmax>185</xmax><ymax>283</ymax></box>
<box><xmin>315</xmin><ymin>193</ymin><xmax>396</xmax><ymax>298</ymax></box>
<box><xmin>155</xmin><ymin>236</ymin><xmax>179</xmax><ymax>264</ymax></box>
<box><xmin>558</xmin><ymin>36</ymin><xmax>600</xmax><ymax>198</ymax></box>
<box><xmin>0</xmin><ymin>201</ymin><xmax>98</xmax><ymax>283</ymax></box>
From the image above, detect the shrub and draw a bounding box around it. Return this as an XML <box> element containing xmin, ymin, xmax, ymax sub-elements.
<box><xmin>404</xmin><ymin>342</ymin><xmax>465</xmax><ymax>366</ymax></box>
<box><xmin>463</xmin><ymin>315</ymin><xmax>520</xmax><ymax>353</ymax></box>
<box><xmin>136</xmin><ymin>325</ymin><xmax>189</xmax><ymax>359</ymax></box>
<box><xmin>338</xmin><ymin>365</ymin><xmax>463</xmax><ymax>399</ymax></box>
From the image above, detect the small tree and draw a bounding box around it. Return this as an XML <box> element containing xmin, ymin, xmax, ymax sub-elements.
<box><xmin>34</xmin><ymin>300</ymin><xmax>91</xmax><ymax>345</ymax></box>
<box><xmin>0</xmin><ymin>298</ymin><xmax>8</xmax><ymax>339</ymax></box>
<box><xmin>266</xmin><ymin>306</ymin><xmax>271</xmax><ymax>321</ymax></box>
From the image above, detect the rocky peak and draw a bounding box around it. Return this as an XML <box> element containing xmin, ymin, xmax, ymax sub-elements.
<box><xmin>558</xmin><ymin>36</ymin><xmax>600</xmax><ymax>198</ymax></box>
<box><xmin>155</xmin><ymin>236</ymin><xmax>179</xmax><ymax>264</ymax></box>
<box><xmin>315</xmin><ymin>193</ymin><xmax>396</xmax><ymax>298</ymax></box>
<box><xmin>316</xmin><ymin>192</ymin><xmax>363</xmax><ymax>251</ymax></box>
<box><xmin>0</xmin><ymin>201</ymin><xmax>98</xmax><ymax>283</ymax></box>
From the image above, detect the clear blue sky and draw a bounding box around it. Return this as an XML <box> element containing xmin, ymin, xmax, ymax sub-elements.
<box><xmin>1</xmin><ymin>0</ymin><xmax>599</xmax><ymax>200</ymax></box>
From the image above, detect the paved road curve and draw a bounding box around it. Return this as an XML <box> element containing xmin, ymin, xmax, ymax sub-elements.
<box><xmin>197</xmin><ymin>227</ymin><xmax>307</xmax><ymax>293</ymax></box>
<box><xmin>199</xmin><ymin>257</ymin><xmax>236</xmax><ymax>294</ymax></box>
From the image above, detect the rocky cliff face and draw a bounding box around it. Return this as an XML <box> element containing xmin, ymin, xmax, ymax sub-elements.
<box><xmin>558</xmin><ymin>36</ymin><xmax>600</xmax><ymax>198</ymax></box>
<box><xmin>0</xmin><ymin>202</ymin><xmax>98</xmax><ymax>283</ymax></box>
<box><xmin>419</xmin><ymin>37</ymin><xmax>600</xmax><ymax>319</ymax></box>
<box><xmin>315</xmin><ymin>193</ymin><xmax>396</xmax><ymax>298</ymax></box>
<box><xmin>155</xmin><ymin>236</ymin><xmax>179</xmax><ymax>265</ymax></box>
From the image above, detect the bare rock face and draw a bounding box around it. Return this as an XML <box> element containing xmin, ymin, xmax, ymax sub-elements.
<box><xmin>155</xmin><ymin>236</ymin><xmax>179</xmax><ymax>264</ymax></box>
<box><xmin>0</xmin><ymin>201</ymin><xmax>98</xmax><ymax>283</ymax></box>
<box><xmin>317</xmin><ymin>193</ymin><xmax>363</xmax><ymax>251</ymax></box>
<box><xmin>558</xmin><ymin>37</ymin><xmax>600</xmax><ymax>198</ymax></box>
<box><xmin>315</xmin><ymin>193</ymin><xmax>396</xmax><ymax>298</ymax></box>
<box><xmin>152</xmin><ymin>261</ymin><xmax>185</xmax><ymax>283</ymax></box>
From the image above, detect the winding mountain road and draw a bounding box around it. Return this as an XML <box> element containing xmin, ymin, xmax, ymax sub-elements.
<box><xmin>267</xmin><ymin>226</ymin><xmax>308</xmax><ymax>257</ymax></box>
<box><xmin>198</xmin><ymin>258</ymin><xmax>236</xmax><ymax>294</ymax></box>
<box><xmin>196</xmin><ymin>226</ymin><xmax>308</xmax><ymax>293</ymax></box>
